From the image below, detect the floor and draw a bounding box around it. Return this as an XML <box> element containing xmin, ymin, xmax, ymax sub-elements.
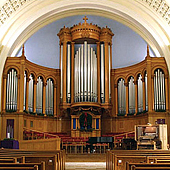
<box><xmin>65</xmin><ymin>154</ymin><xmax>106</xmax><ymax>170</ymax></box>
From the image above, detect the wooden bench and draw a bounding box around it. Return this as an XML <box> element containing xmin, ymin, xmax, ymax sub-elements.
<box><xmin>106</xmin><ymin>150</ymin><xmax>170</xmax><ymax>170</ymax></box>
<box><xmin>0</xmin><ymin>149</ymin><xmax>65</xmax><ymax>170</ymax></box>
<box><xmin>0</xmin><ymin>163</ymin><xmax>44</xmax><ymax>170</ymax></box>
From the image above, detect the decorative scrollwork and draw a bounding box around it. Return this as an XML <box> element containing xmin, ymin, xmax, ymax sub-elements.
<box><xmin>0</xmin><ymin>0</ymin><xmax>29</xmax><ymax>26</ymax></box>
<box><xmin>142</xmin><ymin>0</ymin><xmax>170</xmax><ymax>24</ymax></box>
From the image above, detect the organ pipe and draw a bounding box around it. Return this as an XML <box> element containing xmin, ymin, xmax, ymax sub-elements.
<box><xmin>6</xmin><ymin>69</ymin><xmax>18</xmax><ymax>111</ymax></box>
<box><xmin>73</xmin><ymin>42</ymin><xmax>97</xmax><ymax>103</ymax></box>
<box><xmin>101</xmin><ymin>43</ymin><xmax>104</xmax><ymax>103</ymax></box>
<box><xmin>67</xmin><ymin>44</ymin><xmax>71</xmax><ymax>103</ymax></box>
<box><xmin>154</xmin><ymin>69</ymin><xmax>165</xmax><ymax>111</ymax></box>
<box><xmin>60</xmin><ymin>45</ymin><xmax>63</xmax><ymax>101</ymax></box>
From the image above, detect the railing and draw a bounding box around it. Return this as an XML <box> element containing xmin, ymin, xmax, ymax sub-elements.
<box><xmin>23</xmin><ymin>128</ymin><xmax>59</xmax><ymax>140</ymax></box>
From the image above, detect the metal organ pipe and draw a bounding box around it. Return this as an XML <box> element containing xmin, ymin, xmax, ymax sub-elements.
<box><xmin>81</xmin><ymin>44</ymin><xmax>84</xmax><ymax>101</ymax></box>
<box><xmin>100</xmin><ymin>44</ymin><xmax>104</xmax><ymax>103</ymax></box>
<box><xmin>73</xmin><ymin>42</ymin><xmax>97</xmax><ymax>103</ymax></box>
<box><xmin>6</xmin><ymin>69</ymin><xmax>18</xmax><ymax>111</ymax></box>
<box><xmin>84</xmin><ymin>41</ymin><xmax>87</xmax><ymax>101</ymax></box>
<box><xmin>60</xmin><ymin>45</ymin><xmax>63</xmax><ymax>101</ymax></box>
<box><xmin>91</xmin><ymin>47</ymin><xmax>93</xmax><ymax>101</ymax></box>
<box><xmin>154</xmin><ymin>69</ymin><xmax>165</xmax><ymax>111</ymax></box>
<box><xmin>88</xmin><ymin>44</ymin><xmax>91</xmax><ymax>101</ymax></box>
<box><xmin>67</xmin><ymin>44</ymin><xmax>71</xmax><ymax>103</ymax></box>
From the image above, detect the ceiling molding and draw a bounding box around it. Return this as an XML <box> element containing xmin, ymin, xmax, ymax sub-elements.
<box><xmin>0</xmin><ymin>0</ymin><xmax>170</xmax><ymax>26</ymax></box>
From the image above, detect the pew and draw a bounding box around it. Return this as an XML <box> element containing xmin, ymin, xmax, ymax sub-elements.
<box><xmin>0</xmin><ymin>149</ymin><xmax>65</xmax><ymax>170</ymax></box>
<box><xmin>131</xmin><ymin>164</ymin><xmax>170</xmax><ymax>170</ymax></box>
<box><xmin>0</xmin><ymin>163</ymin><xmax>43</xmax><ymax>170</ymax></box>
<box><xmin>106</xmin><ymin>150</ymin><xmax>170</xmax><ymax>170</ymax></box>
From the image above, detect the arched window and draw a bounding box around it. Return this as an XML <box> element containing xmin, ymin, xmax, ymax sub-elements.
<box><xmin>28</xmin><ymin>74</ymin><xmax>34</xmax><ymax>112</ymax></box>
<box><xmin>138</xmin><ymin>74</ymin><xmax>143</xmax><ymax>113</ymax></box>
<box><xmin>46</xmin><ymin>78</ymin><xmax>54</xmax><ymax>115</ymax></box>
<box><xmin>154</xmin><ymin>68</ymin><xmax>166</xmax><ymax>111</ymax></box>
<box><xmin>6</xmin><ymin>68</ymin><xmax>18</xmax><ymax>112</ymax></box>
<box><xmin>128</xmin><ymin>76</ymin><xmax>135</xmax><ymax>114</ymax></box>
<box><xmin>36</xmin><ymin>76</ymin><xmax>43</xmax><ymax>113</ymax></box>
<box><xmin>118</xmin><ymin>78</ymin><xmax>126</xmax><ymax>115</ymax></box>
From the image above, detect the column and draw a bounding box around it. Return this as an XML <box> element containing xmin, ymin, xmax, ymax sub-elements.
<box><xmin>142</xmin><ymin>78</ymin><xmax>146</xmax><ymax>111</ymax></box>
<box><xmin>42</xmin><ymin>82</ymin><xmax>46</xmax><ymax>115</ymax></box>
<box><xmin>33</xmin><ymin>80</ymin><xmax>37</xmax><ymax>113</ymax></box>
<box><xmin>115</xmin><ymin>84</ymin><xmax>118</xmax><ymax>115</ymax></box>
<box><xmin>125</xmin><ymin>82</ymin><xmax>129</xmax><ymax>116</ymax></box>
<box><xmin>71</xmin><ymin>42</ymin><xmax>75</xmax><ymax>104</ymax></box>
<box><xmin>146</xmin><ymin>56</ymin><xmax>152</xmax><ymax>112</ymax></box>
<box><xmin>19</xmin><ymin>66</ymin><xmax>25</xmax><ymax>112</ymax></box>
<box><xmin>151</xmin><ymin>75</ymin><xmax>154</xmax><ymax>111</ymax></box>
<box><xmin>104</xmin><ymin>42</ymin><xmax>109</xmax><ymax>104</ymax></box>
<box><xmin>165</xmin><ymin>76</ymin><xmax>169</xmax><ymax>111</ymax></box>
<box><xmin>25</xmin><ymin>77</ymin><xmax>30</xmax><ymax>111</ymax></box>
<box><xmin>134</xmin><ymin>80</ymin><xmax>138</xmax><ymax>115</ymax></box>
<box><xmin>97</xmin><ymin>42</ymin><xmax>100</xmax><ymax>103</ymax></box>
<box><xmin>17</xmin><ymin>74</ymin><xmax>20</xmax><ymax>112</ymax></box>
<box><xmin>53</xmin><ymin>84</ymin><xmax>57</xmax><ymax>117</ymax></box>
<box><xmin>2</xmin><ymin>75</ymin><xmax>7</xmax><ymax>112</ymax></box>
<box><xmin>62</xmin><ymin>41</ymin><xmax>67</xmax><ymax>104</ymax></box>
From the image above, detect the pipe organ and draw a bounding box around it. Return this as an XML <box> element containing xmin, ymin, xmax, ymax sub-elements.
<box><xmin>129</xmin><ymin>77</ymin><xmax>135</xmax><ymax>114</ymax></box>
<box><xmin>58</xmin><ymin>16</ymin><xmax>114</xmax><ymax>111</ymax></box>
<box><xmin>118</xmin><ymin>78</ymin><xmax>126</xmax><ymax>115</ymax></box>
<box><xmin>138</xmin><ymin>74</ymin><xmax>143</xmax><ymax>113</ymax></box>
<box><xmin>46</xmin><ymin>78</ymin><xmax>54</xmax><ymax>115</ymax></box>
<box><xmin>28</xmin><ymin>74</ymin><xmax>34</xmax><ymax>112</ymax></box>
<box><xmin>6</xmin><ymin>69</ymin><xmax>18</xmax><ymax>111</ymax></box>
<box><xmin>1</xmin><ymin>17</ymin><xmax>170</xmax><ymax>140</ymax></box>
<box><xmin>74</xmin><ymin>42</ymin><xmax>97</xmax><ymax>102</ymax></box>
<box><xmin>154</xmin><ymin>69</ymin><xmax>166</xmax><ymax>111</ymax></box>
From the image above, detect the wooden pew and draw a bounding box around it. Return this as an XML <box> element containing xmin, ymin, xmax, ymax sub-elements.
<box><xmin>0</xmin><ymin>157</ymin><xmax>17</xmax><ymax>163</ymax></box>
<box><xmin>0</xmin><ymin>149</ymin><xmax>65</xmax><ymax>170</ymax></box>
<box><xmin>0</xmin><ymin>163</ymin><xmax>43</xmax><ymax>170</ymax></box>
<box><xmin>106</xmin><ymin>150</ymin><xmax>170</xmax><ymax>170</ymax></box>
<box><xmin>127</xmin><ymin>162</ymin><xmax>170</xmax><ymax>170</ymax></box>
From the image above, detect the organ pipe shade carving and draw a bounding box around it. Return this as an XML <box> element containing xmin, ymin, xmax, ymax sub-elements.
<box><xmin>6</xmin><ymin>69</ymin><xmax>18</xmax><ymax>112</ymax></box>
<box><xmin>118</xmin><ymin>78</ymin><xmax>126</xmax><ymax>115</ymax></box>
<box><xmin>46</xmin><ymin>78</ymin><xmax>54</xmax><ymax>115</ymax></box>
<box><xmin>154</xmin><ymin>69</ymin><xmax>166</xmax><ymax>111</ymax></box>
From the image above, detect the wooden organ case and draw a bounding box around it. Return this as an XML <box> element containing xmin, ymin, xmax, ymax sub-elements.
<box><xmin>57</xmin><ymin>17</ymin><xmax>114</xmax><ymax>137</ymax></box>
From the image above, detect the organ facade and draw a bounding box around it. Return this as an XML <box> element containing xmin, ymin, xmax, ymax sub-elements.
<box><xmin>0</xmin><ymin>17</ymin><xmax>170</xmax><ymax>141</ymax></box>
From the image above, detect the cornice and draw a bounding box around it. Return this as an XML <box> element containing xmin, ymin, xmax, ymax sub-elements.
<box><xmin>0</xmin><ymin>0</ymin><xmax>170</xmax><ymax>26</ymax></box>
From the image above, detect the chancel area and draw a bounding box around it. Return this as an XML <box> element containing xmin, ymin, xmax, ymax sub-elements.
<box><xmin>1</xmin><ymin>13</ymin><xmax>170</xmax><ymax>170</ymax></box>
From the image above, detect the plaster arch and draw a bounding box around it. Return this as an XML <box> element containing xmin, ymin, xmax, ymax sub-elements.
<box><xmin>0</xmin><ymin>0</ymin><xmax>170</xmax><ymax>111</ymax></box>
